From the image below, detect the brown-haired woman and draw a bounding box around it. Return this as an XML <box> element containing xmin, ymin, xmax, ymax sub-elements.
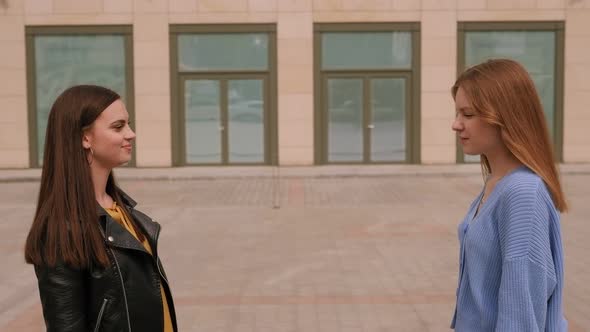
<box><xmin>25</xmin><ymin>85</ymin><xmax>177</xmax><ymax>332</ymax></box>
<box><xmin>450</xmin><ymin>59</ymin><xmax>567</xmax><ymax>331</ymax></box>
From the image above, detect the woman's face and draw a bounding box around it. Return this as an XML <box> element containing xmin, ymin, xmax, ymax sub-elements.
<box><xmin>82</xmin><ymin>99</ymin><xmax>135</xmax><ymax>169</ymax></box>
<box><xmin>452</xmin><ymin>87</ymin><xmax>503</xmax><ymax>156</ymax></box>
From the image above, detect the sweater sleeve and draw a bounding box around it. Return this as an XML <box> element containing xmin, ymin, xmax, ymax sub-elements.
<box><xmin>495</xmin><ymin>181</ymin><xmax>557</xmax><ymax>332</ymax></box>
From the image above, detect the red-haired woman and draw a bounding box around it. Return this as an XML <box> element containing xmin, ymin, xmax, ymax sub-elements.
<box><xmin>450</xmin><ymin>59</ymin><xmax>567</xmax><ymax>331</ymax></box>
<box><xmin>25</xmin><ymin>85</ymin><xmax>176</xmax><ymax>332</ymax></box>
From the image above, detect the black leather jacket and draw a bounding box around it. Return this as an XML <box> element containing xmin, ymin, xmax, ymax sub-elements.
<box><xmin>34</xmin><ymin>191</ymin><xmax>178</xmax><ymax>332</ymax></box>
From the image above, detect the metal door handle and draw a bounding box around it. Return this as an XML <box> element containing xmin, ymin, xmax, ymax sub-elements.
<box><xmin>367</xmin><ymin>124</ymin><xmax>375</xmax><ymax>129</ymax></box>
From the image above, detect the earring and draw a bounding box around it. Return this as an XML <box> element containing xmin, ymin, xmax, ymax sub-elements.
<box><xmin>87</xmin><ymin>148</ymin><xmax>94</xmax><ymax>165</ymax></box>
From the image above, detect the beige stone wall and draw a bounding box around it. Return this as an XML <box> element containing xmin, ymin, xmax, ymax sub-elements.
<box><xmin>421</xmin><ymin>9</ymin><xmax>457</xmax><ymax>164</ymax></box>
<box><xmin>134</xmin><ymin>11</ymin><xmax>171</xmax><ymax>167</ymax></box>
<box><xmin>0</xmin><ymin>7</ymin><xmax>28</xmax><ymax>168</ymax></box>
<box><xmin>0</xmin><ymin>0</ymin><xmax>589</xmax><ymax>167</ymax></box>
<box><xmin>421</xmin><ymin>0</ymin><xmax>566</xmax><ymax>164</ymax></box>
<box><xmin>564</xmin><ymin>7</ymin><xmax>590</xmax><ymax>162</ymax></box>
<box><xmin>277</xmin><ymin>10</ymin><xmax>314</xmax><ymax>165</ymax></box>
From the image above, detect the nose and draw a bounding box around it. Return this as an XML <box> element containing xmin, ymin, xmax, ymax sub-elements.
<box><xmin>126</xmin><ymin>126</ymin><xmax>136</xmax><ymax>141</ymax></box>
<box><xmin>452</xmin><ymin>118</ymin><xmax>463</xmax><ymax>132</ymax></box>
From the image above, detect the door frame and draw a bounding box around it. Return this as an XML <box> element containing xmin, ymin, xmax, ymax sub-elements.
<box><xmin>313</xmin><ymin>23</ymin><xmax>421</xmax><ymax>165</ymax></box>
<box><xmin>169</xmin><ymin>24</ymin><xmax>278</xmax><ymax>166</ymax></box>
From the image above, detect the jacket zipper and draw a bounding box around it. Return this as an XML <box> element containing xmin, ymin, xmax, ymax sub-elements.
<box><xmin>152</xmin><ymin>222</ymin><xmax>170</xmax><ymax>285</ymax></box>
<box><xmin>150</xmin><ymin>219</ymin><xmax>172</xmax><ymax>331</ymax></box>
<box><xmin>99</xmin><ymin>225</ymin><xmax>133</xmax><ymax>332</ymax></box>
<box><xmin>93</xmin><ymin>298</ymin><xmax>109</xmax><ymax>332</ymax></box>
<box><xmin>111</xmin><ymin>252</ymin><xmax>133</xmax><ymax>332</ymax></box>
<box><xmin>104</xmin><ymin>210</ymin><xmax>170</xmax><ymax>331</ymax></box>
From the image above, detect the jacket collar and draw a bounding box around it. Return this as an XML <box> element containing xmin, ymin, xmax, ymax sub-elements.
<box><xmin>104</xmin><ymin>215</ymin><xmax>150</xmax><ymax>254</ymax></box>
<box><xmin>118</xmin><ymin>188</ymin><xmax>137</xmax><ymax>208</ymax></box>
<box><xmin>96</xmin><ymin>187</ymin><xmax>137</xmax><ymax>218</ymax></box>
<box><xmin>96</xmin><ymin>188</ymin><xmax>159</xmax><ymax>255</ymax></box>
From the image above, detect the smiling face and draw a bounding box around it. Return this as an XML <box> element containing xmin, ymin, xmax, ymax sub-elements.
<box><xmin>82</xmin><ymin>99</ymin><xmax>135</xmax><ymax>170</ymax></box>
<box><xmin>452</xmin><ymin>87</ymin><xmax>503</xmax><ymax>156</ymax></box>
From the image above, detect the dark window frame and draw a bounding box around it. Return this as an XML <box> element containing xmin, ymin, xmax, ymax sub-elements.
<box><xmin>169</xmin><ymin>24</ymin><xmax>278</xmax><ymax>166</ymax></box>
<box><xmin>456</xmin><ymin>21</ymin><xmax>565</xmax><ymax>163</ymax></box>
<box><xmin>313</xmin><ymin>23</ymin><xmax>422</xmax><ymax>165</ymax></box>
<box><xmin>25</xmin><ymin>25</ymin><xmax>135</xmax><ymax>168</ymax></box>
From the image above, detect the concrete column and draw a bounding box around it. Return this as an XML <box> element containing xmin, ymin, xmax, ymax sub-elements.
<box><xmin>0</xmin><ymin>10</ymin><xmax>28</xmax><ymax>168</ymax></box>
<box><xmin>277</xmin><ymin>3</ymin><xmax>314</xmax><ymax>165</ymax></box>
<box><xmin>420</xmin><ymin>9</ymin><xmax>457</xmax><ymax>164</ymax></box>
<box><xmin>563</xmin><ymin>7</ymin><xmax>590</xmax><ymax>162</ymax></box>
<box><xmin>134</xmin><ymin>5</ymin><xmax>172</xmax><ymax>166</ymax></box>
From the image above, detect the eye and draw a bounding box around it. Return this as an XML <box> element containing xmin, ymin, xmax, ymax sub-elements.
<box><xmin>463</xmin><ymin>113</ymin><xmax>474</xmax><ymax>118</ymax></box>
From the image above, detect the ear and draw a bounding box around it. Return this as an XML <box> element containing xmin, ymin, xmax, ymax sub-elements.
<box><xmin>82</xmin><ymin>133</ymin><xmax>92</xmax><ymax>149</ymax></box>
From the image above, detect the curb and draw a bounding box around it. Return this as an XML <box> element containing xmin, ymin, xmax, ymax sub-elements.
<box><xmin>1</xmin><ymin>164</ymin><xmax>588</xmax><ymax>183</ymax></box>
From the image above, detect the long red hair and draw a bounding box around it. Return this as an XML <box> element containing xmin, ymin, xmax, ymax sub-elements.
<box><xmin>452</xmin><ymin>59</ymin><xmax>567</xmax><ymax>212</ymax></box>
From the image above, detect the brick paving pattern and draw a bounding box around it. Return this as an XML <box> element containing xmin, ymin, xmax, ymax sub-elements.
<box><xmin>0</xmin><ymin>172</ymin><xmax>587</xmax><ymax>331</ymax></box>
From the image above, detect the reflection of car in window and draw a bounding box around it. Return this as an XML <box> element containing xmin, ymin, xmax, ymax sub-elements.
<box><xmin>229</xmin><ymin>100</ymin><xmax>263</xmax><ymax>122</ymax></box>
<box><xmin>330</xmin><ymin>99</ymin><xmax>361</xmax><ymax>122</ymax></box>
<box><xmin>331</xmin><ymin>99</ymin><xmax>402</xmax><ymax>123</ymax></box>
<box><xmin>185</xmin><ymin>87</ymin><xmax>220</xmax><ymax>121</ymax></box>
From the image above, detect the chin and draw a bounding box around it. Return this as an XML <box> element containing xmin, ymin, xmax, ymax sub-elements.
<box><xmin>116</xmin><ymin>158</ymin><xmax>132</xmax><ymax>167</ymax></box>
<box><xmin>461</xmin><ymin>148</ymin><xmax>482</xmax><ymax>156</ymax></box>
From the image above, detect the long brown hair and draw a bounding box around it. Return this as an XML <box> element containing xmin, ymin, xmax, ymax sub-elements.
<box><xmin>452</xmin><ymin>59</ymin><xmax>567</xmax><ymax>212</ymax></box>
<box><xmin>25</xmin><ymin>85</ymin><xmax>143</xmax><ymax>269</ymax></box>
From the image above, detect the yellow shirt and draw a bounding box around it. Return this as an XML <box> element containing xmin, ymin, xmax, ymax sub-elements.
<box><xmin>106</xmin><ymin>203</ymin><xmax>173</xmax><ymax>332</ymax></box>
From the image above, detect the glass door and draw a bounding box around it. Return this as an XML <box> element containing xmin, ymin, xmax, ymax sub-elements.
<box><xmin>326</xmin><ymin>78</ymin><xmax>364</xmax><ymax>162</ymax></box>
<box><xmin>228</xmin><ymin>79</ymin><xmax>265</xmax><ymax>163</ymax></box>
<box><xmin>182</xmin><ymin>76</ymin><xmax>267</xmax><ymax>165</ymax></box>
<box><xmin>184</xmin><ymin>79</ymin><xmax>222</xmax><ymax>164</ymax></box>
<box><xmin>369</xmin><ymin>77</ymin><xmax>407</xmax><ymax>162</ymax></box>
<box><xmin>323</xmin><ymin>74</ymin><xmax>409</xmax><ymax>163</ymax></box>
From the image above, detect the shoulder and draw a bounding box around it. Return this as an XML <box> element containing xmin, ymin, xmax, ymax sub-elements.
<box><xmin>34</xmin><ymin>261</ymin><xmax>86</xmax><ymax>283</ymax></box>
<box><xmin>503</xmin><ymin>168</ymin><xmax>544</xmax><ymax>194</ymax></box>
<box><xmin>495</xmin><ymin>167</ymin><xmax>556</xmax><ymax>237</ymax></box>
<box><xmin>496</xmin><ymin>168</ymin><xmax>558</xmax><ymax>260</ymax></box>
<box><xmin>499</xmin><ymin>167</ymin><xmax>552</xmax><ymax>210</ymax></box>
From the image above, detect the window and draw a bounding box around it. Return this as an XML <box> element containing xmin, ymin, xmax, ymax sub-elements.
<box><xmin>457</xmin><ymin>22</ymin><xmax>564</xmax><ymax>162</ymax></box>
<box><xmin>170</xmin><ymin>25</ymin><xmax>277</xmax><ymax>165</ymax></box>
<box><xmin>26</xmin><ymin>26</ymin><xmax>134</xmax><ymax>167</ymax></box>
<box><xmin>314</xmin><ymin>23</ymin><xmax>421</xmax><ymax>164</ymax></box>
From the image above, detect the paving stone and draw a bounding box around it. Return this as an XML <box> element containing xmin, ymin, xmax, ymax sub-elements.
<box><xmin>0</xmin><ymin>172</ymin><xmax>587</xmax><ymax>331</ymax></box>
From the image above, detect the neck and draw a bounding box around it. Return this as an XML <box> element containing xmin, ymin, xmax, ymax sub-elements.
<box><xmin>485</xmin><ymin>146</ymin><xmax>523</xmax><ymax>180</ymax></box>
<box><xmin>90</xmin><ymin>163</ymin><xmax>112</xmax><ymax>208</ymax></box>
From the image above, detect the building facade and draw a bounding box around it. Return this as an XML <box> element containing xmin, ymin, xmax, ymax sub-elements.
<box><xmin>1</xmin><ymin>0</ymin><xmax>589</xmax><ymax>168</ymax></box>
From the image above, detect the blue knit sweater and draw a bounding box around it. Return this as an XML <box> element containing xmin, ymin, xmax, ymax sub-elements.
<box><xmin>451</xmin><ymin>166</ymin><xmax>567</xmax><ymax>331</ymax></box>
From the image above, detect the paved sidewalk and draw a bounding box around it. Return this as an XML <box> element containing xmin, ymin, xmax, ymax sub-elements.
<box><xmin>0</xmin><ymin>169</ymin><xmax>588</xmax><ymax>331</ymax></box>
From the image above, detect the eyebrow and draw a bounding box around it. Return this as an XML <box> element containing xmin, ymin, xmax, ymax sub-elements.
<box><xmin>110</xmin><ymin>119</ymin><xmax>128</xmax><ymax>126</ymax></box>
